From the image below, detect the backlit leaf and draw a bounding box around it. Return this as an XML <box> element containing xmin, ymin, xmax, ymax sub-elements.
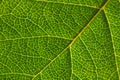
<box><xmin>0</xmin><ymin>0</ymin><xmax>120</xmax><ymax>80</ymax></box>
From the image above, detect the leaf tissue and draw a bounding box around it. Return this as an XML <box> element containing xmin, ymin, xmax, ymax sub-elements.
<box><xmin>0</xmin><ymin>0</ymin><xmax>120</xmax><ymax>80</ymax></box>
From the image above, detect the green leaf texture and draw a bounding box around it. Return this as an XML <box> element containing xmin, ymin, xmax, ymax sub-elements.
<box><xmin>0</xmin><ymin>0</ymin><xmax>120</xmax><ymax>80</ymax></box>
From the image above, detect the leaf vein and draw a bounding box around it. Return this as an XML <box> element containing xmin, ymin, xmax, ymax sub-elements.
<box><xmin>32</xmin><ymin>0</ymin><xmax>110</xmax><ymax>79</ymax></box>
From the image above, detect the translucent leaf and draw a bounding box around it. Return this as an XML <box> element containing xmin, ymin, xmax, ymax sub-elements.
<box><xmin>0</xmin><ymin>0</ymin><xmax>120</xmax><ymax>80</ymax></box>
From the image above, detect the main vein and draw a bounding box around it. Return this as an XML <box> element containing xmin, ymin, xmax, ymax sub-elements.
<box><xmin>32</xmin><ymin>0</ymin><xmax>110</xmax><ymax>79</ymax></box>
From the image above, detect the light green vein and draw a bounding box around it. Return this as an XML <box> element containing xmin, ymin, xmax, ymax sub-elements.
<box><xmin>70</xmin><ymin>46</ymin><xmax>73</xmax><ymax>80</ymax></box>
<box><xmin>0</xmin><ymin>73</ymin><xmax>34</xmax><ymax>77</ymax></box>
<box><xmin>36</xmin><ymin>0</ymin><xmax>99</xmax><ymax>9</ymax></box>
<box><xmin>103</xmin><ymin>9</ymin><xmax>120</xmax><ymax>80</ymax></box>
<box><xmin>72</xmin><ymin>73</ymin><xmax>82</xmax><ymax>80</ymax></box>
<box><xmin>0</xmin><ymin>36</ymin><xmax>73</xmax><ymax>42</ymax></box>
<box><xmin>0</xmin><ymin>1</ymin><xmax>21</xmax><ymax>17</ymax></box>
<box><xmin>80</xmin><ymin>37</ymin><xmax>98</xmax><ymax>79</ymax></box>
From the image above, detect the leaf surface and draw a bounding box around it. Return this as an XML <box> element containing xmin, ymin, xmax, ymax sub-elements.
<box><xmin>0</xmin><ymin>0</ymin><xmax>120</xmax><ymax>80</ymax></box>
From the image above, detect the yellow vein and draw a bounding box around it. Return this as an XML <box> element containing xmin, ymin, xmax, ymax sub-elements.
<box><xmin>32</xmin><ymin>0</ymin><xmax>110</xmax><ymax>79</ymax></box>
<box><xmin>0</xmin><ymin>36</ymin><xmax>73</xmax><ymax>42</ymax></box>
<box><xmin>80</xmin><ymin>37</ymin><xmax>98</xmax><ymax>79</ymax></box>
<box><xmin>70</xmin><ymin>46</ymin><xmax>73</xmax><ymax>80</ymax></box>
<box><xmin>36</xmin><ymin>0</ymin><xmax>99</xmax><ymax>9</ymax></box>
<box><xmin>103</xmin><ymin>9</ymin><xmax>120</xmax><ymax>80</ymax></box>
<box><xmin>72</xmin><ymin>73</ymin><xmax>82</xmax><ymax>80</ymax></box>
<box><xmin>0</xmin><ymin>73</ymin><xmax>34</xmax><ymax>77</ymax></box>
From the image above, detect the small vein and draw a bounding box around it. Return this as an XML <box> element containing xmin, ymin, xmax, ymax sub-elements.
<box><xmin>7</xmin><ymin>56</ymin><xmax>25</xmax><ymax>74</ymax></box>
<box><xmin>105</xmin><ymin>12</ymin><xmax>120</xmax><ymax>18</ymax></box>
<box><xmin>80</xmin><ymin>38</ymin><xmax>98</xmax><ymax>79</ymax></box>
<box><xmin>0</xmin><ymin>73</ymin><xmax>34</xmax><ymax>77</ymax></box>
<box><xmin>36</xmin><ymin>0</ymin><xmax>99</xmax><ymax>9</ymax></box>
<box><xmin>0</xmin><ymin>1</ymin><xmax>21</xmax><ymax>17</ymax></box>
<box><xmin>116</xmin><ymin>55</ymin><xmax>120</xmax><ymax>58</ymax></box>
<box><xmin>1</xmin><ymin>17</ymin><xmax>23</xmax><ymax>37</ymax></box>
<box><xmin>110</xmin><ymin>23</ymin><xmax>120</xmax><ymax>26</ymax></box>
<box><xmin>114</xmin><ymin>36</ymin><xmax>120</xmax><ymax>40</ymax></box>
<box><xmin>108</xmin><ymin>71</ymin><xmax>117</xmax><ymax>80</ymax></box>
<box><xmin>12</xmin><ymin>52</ymin><xmax>51</xmax><ymax>60</ymax></box>
<box><xmin>10</xmin><ymin>1</ymin><xmax>22</xmax><ymax>14</ymax></box>
<box><xmin>0</xmin><ymin>32</ymin><xmax>7</xmax><ymax>40</ymax></box>
<box><xmin>32</xmin><ymin>0</ymin><xmax>110</xmax><ymax>79</ymax></box>
<box><xmin>0</xmin><ymin>36</ymin><xmax>73</xmax><ymax>42</ymax></box>
<box><xmin>72</xmin><ymin>73</ymin><xmax>82</xmax><ymax>80</ymax></box>
<box><xmin>72</xmin><ymin>58</ymin><xmax>94</xmax><ymax>72</ymax></box>
<box><xmin>0</xmin><ymin>62</ymin><xmax>12</xmax><ymax>72</ymax></box>
<box><xmin>0</xmin><ymin>13</ymin><xmax>11</xmax><ymax>17</ymax></box>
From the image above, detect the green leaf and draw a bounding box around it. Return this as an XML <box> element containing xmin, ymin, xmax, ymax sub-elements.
<box><xmin>0</xmin><ymin>0</ymin><xmax>120</xmax><ymax>80</ymax></box>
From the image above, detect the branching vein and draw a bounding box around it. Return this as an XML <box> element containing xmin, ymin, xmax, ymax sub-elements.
<box><xmin>32</xmin><ymin>0</ymin><xmax>110</xmax><ymax>79</ymax></box>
